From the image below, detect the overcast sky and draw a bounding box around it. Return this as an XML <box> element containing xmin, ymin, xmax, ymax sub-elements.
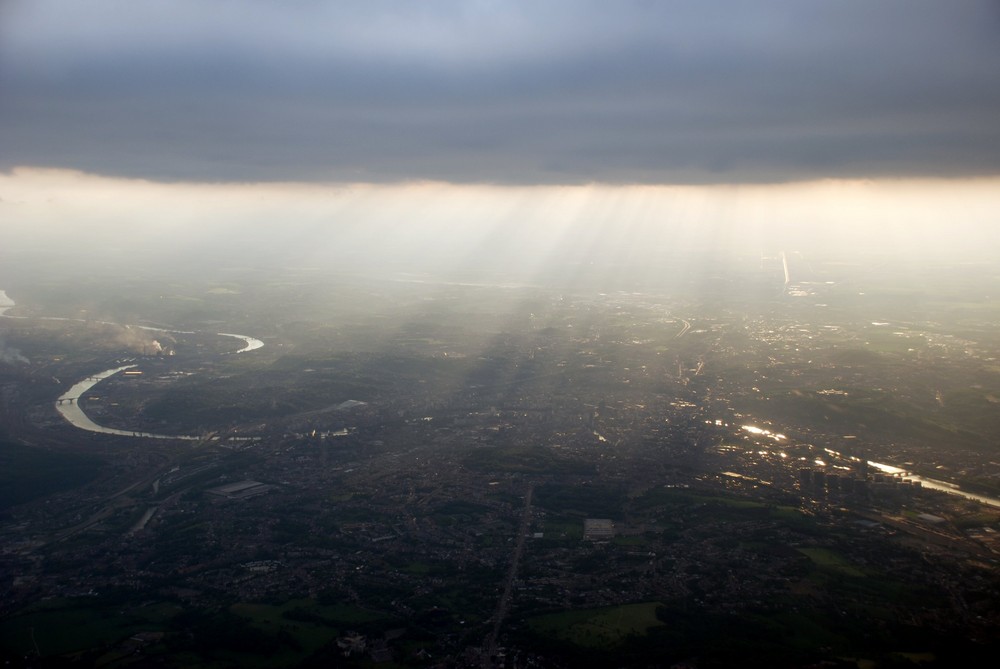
<box><xmin>2</xmin><ymin>0</ymin><xmax>999</xmax><ymax>185</ymax></box>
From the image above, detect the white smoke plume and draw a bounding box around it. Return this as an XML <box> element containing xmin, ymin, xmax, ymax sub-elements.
<box><xmin>0</xmin><ymin>337</ymin><xmax>29</xmax><ymax>365</ymax></box>
<box><xmin>112</xmin><ymin>326</ymin><xmax>174</xmax><ymax>355</ymax></box>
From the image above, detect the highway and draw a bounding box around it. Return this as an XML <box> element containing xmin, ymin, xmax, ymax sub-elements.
<box><xmin>483</xmin><ymin>483</ymin><xmax>534</xmax><ymax>666</ymax></box>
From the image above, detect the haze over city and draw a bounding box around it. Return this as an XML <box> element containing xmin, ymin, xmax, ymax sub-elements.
<box><xmin>2</xmin><ymin>2</ymin><xmax>1000</xmax><ymax>668</ymax></box>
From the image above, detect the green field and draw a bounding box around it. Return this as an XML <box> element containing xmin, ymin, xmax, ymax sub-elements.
<box><xmin>527</xmin><ymin>602</ymin><xmax>665</xmax><ymax>649</ymax></box>
<box><xmin>0</xmin><ymin>596</ymin><xmax>391</xmax><ymax>667</ymax></box>
<box><xmin>798</xmin><ymin>547</ymin><xmax>867</xmax><ymax>578</ymax></box>
<box><xmin>232</xmin><ymin>598</ymin><xmax>384</xmax><ymax>627</ymax></box>
<box><xmin>0</xmin><ymin>599</ymin><xmax>181</xmax><ymax>658</ymax></box>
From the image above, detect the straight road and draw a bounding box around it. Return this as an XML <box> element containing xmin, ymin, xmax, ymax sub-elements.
<box><xmin>483</xmin><ymin>483</ymin><xmax>534</xmax><ymax>666</ymax></box>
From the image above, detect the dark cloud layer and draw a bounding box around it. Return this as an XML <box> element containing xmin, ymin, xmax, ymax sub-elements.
<box><xmin>2</xmin><ymin>1</ymin><xmax>999</xmax><ymax>184</ymax></box>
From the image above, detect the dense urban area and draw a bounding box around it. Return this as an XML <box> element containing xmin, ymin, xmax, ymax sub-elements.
<box><xmin>2</xmin><ymin>254</ymin><xmax>1000</xmax><ymax>668</ymax></box>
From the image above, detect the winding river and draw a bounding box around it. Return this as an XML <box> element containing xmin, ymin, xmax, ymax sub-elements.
<box><xmin>866</xmin><ymin>460</ymin><xmax>1000</xmax><ymax>509</ymax></box>
<box><xmin>54</xmin><ymin>365</ymin><xmax>201</xmax><ymax>440</ymax></box>
<box><xmin>1</xmin><ymin>289</ymin><xmax>262</xmax><ymax>440</ymax></box>
<box><xmin>0</xmin><ymin>289</ymin><xmax>15</xmax><ymax>317</ymax></box>
<box><xmin>742</xmin><ymin>425</ymin><xmax>1000</xmax><ymax>509</ymax></box>
<box><xmin>6</xmin><ymin>288</ymin><xmax>1000</xmax><ymax>508</ymax></box>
